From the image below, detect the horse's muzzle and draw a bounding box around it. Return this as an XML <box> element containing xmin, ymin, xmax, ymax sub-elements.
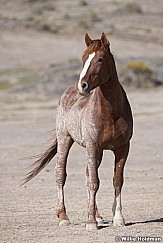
<box><xmin>78</xmin><ymin>81</ymin><xmax>90</xmax><ymax>96</ymax></box>
<box><xmin>81</xmin><ymin>82</ymin><xmax>89</xmax><ymax>91</ymax></box>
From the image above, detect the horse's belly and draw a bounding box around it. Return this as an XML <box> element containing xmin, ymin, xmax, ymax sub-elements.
<box><xmin>66</xmin><ymin>113</ymin><xmax>114</xmax><ymax>149</ymax></box>
<box><xmin>65</xmin><ymin>113</ymin><xmax>86</xmax><ymax>147</ymax></box>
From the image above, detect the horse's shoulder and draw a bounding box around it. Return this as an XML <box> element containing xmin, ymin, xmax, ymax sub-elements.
<box><xmin>59</xmin><ymin>85</ymin><xmax>78</xmax><ymax>110</ymax></box>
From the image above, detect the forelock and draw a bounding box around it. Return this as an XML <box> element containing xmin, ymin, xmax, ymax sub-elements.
<box><xmin>82</xmin><ymin>40</ymin><xmax>101</xmax><ymax>61</ymax></box>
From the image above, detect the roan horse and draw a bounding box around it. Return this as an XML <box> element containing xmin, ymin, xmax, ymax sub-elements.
<box><xmin>24</xmin><ymin>33</ymin><xmax>133</xmax><ymax>231</ymax></box>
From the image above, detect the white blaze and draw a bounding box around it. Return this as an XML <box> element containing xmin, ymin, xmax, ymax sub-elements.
<box><xmin>78</xmin><ymin>52</ymin><xmax>95</xmax><ymax>92</ymax></box>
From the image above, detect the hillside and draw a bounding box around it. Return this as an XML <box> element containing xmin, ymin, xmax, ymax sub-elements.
<box><xmin>0</xmin><ymin>0</ymin><xmax>163</xmax><ymax>104</ymax></box>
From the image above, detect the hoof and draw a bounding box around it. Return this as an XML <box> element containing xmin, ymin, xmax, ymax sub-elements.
<box><xmin>96</xmin><ymin>217</ymin><xmax>104</xmax><ymax>226</ymax></box>
<box><xmin>113</xmin><ymin>217</ymin><xmax>125</xmax><ymax>227</ymax></box>
<box><xmin>86</xmin><ymin>222</ymin><xmax>98</xmax><ymax>231</ymax></box>
<box><xmin>59</xmin><ymin>220</ymin><xmax>71</xmax><ymax>227</ymax></box>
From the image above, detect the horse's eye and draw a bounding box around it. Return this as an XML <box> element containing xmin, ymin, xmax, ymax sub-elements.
<box><xmin>98</xmin><ymin>57</ymin><xmax>103</xmax><ymax>64</ymax></box>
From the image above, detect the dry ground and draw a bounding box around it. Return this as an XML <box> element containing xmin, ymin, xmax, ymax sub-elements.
<box><xmin>0</xmin><ymin>88</ymin><xmax>163</xmax><ymax>243</ymax></box>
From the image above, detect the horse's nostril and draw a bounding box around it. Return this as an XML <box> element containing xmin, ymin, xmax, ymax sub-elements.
<box><xmin>81</xmin><ymin>82</ymin><xmax>89</xmax><ymax>91</ymax></box>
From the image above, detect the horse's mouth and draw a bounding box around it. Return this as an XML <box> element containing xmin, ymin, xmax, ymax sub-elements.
<box><xmin>77</xmin><ymin>86</ymin><xmax>92</xmax><ymax>97</ymax></box>
<box><xmin>79</xmin><ymin>91</ymin><xmax>90</xmax><ymax>97</ymax></box>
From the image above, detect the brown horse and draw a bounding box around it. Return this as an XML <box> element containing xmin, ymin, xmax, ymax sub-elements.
<box><xmin>24</xmin><ymin>33</ymin><xmax>133</xmax><ymax>231</ymax></box>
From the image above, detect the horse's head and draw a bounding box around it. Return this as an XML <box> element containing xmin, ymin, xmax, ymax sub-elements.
<box><xmin>77</xmin><ymin>32</ymin><xmax>111</xmax><ymax>96</ymax></box>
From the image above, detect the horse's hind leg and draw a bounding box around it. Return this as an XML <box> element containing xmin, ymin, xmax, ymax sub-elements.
<box><xmin>55</xmin><ymin>134</ymin><xmax>74</xmax><ymax>226</ymax></box>
<box><xmin>85</xmin><ymin>150</ymin><xmax>103</xmax><ymax>225</ymax></box>
<box><xmin>112</xmin><ymin>142</ymin><xmax>130</xmax><ymax>226</ymax></box>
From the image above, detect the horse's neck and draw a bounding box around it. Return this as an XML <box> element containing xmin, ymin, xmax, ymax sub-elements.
<box><xmin>103</xmin><ymin>55</ymin><xmax>123</xmax><ymax>100</ymax></box>
<box><xmin>100</xmin><ymin>76</ymin><xmax>122</xmax><ymax>103</ymax></box>
<box><xmin>97</xmin><ymin>70</ymin><xmax>124</xmax><ymax>118</ymax></box>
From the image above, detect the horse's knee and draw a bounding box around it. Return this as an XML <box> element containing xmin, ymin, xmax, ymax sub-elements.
<box><xmin>89</xmin><ymin>177</ymin><xmax>99</xmax><ymax>192</ymax></box>
<box><xmin>113</xmin><ymin>176</ymin><xmax>123</xmax><ymax>195</ymax></box>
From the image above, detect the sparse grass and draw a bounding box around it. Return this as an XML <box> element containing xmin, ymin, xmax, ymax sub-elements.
<box><xmin>0</xmin><ymin>67</ymin><xmax>29</xmax><ymax>76</ymax></box>
<box><xmin>25</xmin><ymin>0</ymin><xmax>50</xmax><ymax>3</ymax></box>
<box><xmin>78</xmin><ymin>18</ymin><xmax>91</xmax><ymax>30</ymax></box>
<box><xmin>89</xmin><ymin>11</ymin><xmax>102</xmax><ymax>23</ymax></box>
<box><xmin>78</xmin><ymin>11</ymin><xmax>101</xmax><ymax>30</ymax></box>
<box><xmin>0</xmin><ymin>68</ymin><xmax>39</xmax><ymax>93</ymax></box>
<box><xmin>26</xmin><ymin>14</ymin><xmax>46</xmax><ymax>29</ymax></box>
<box><xmin>79</xmin><ymin>0</ymin><xmax>88</xmax><ymax>7</ymax></box>
<box><xmin>31</xmin><ymin>2</ymin><xmax>56</xmax><ymax>14</ymax></box>
<box><xmin>124</xmin><ymin>3</ymin><xmax>142</xmax><ymax>14</ymax></box>
<box><xmin>26</xmin><ymin>14</ymin><xmax>42</xmax><ymax>24</ymax></box>
<box><xmin>0</xmin><ymin>61</ymin><xmax>80</xmax><ymax>104</ymax></box>
<box><xmin>24</xmin><ymin>0</ymin><xmax>58</xmax><ymax>33</ymax></box>
<box><xmin>26</xmin><ymin>14</ymin><xmax>59</xmax><ymax>33</ymax></box>
<box><xmin>0</xmin><ymin>81</ymin><xmax>13</xmax><ymax>90</ymax></box>
<box><xmin>18</xmin><ymin>75</ymin><xmax>39</xmax><ymax>85</ymax></box>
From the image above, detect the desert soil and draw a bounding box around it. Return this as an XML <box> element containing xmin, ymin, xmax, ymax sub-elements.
<box><xmin>1</xmin><ymin>87</ymin><xmax>163</xmax><ymax>243</ymax></box>
<box><xmin>0</xmin><ymin>0</ymin><xmax>163</xmax><ymax>242</ymax></box>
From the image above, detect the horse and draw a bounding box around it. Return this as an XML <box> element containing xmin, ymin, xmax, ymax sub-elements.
<box><xmin>23</xmin><ymin>32</ymin><xmax>133</xmax><ymax>231</ymax></box>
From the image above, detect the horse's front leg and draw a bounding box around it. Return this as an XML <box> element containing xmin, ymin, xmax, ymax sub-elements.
<box><xmin>85</xmin><ymin>145</ymin><xmax>100</xmax><ymax>231</ymax></box>
<box><xmin>85</xmin><ymin>150</ymin><xmax>103</xmax><ymax>226</ymax></box>
<box><xmin>55</xmin><ymin>135</ymin><xmax>74</xmax><ymax>226</ymax></box>
<box><xmin>112</xmin><ymin>142</ymin><xmax>130</xmax><ymax>226</ymax></box>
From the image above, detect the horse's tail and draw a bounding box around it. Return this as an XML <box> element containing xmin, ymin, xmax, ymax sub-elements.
<box><xmin>22</xmin><ymin>133</ymin><xmax>57</xmax><ymax>185</ymax></box>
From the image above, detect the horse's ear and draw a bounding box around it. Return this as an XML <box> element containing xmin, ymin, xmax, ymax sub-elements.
<box><xmin>101</xmin><ymin>32</ymin><xmax>110</xmax><ymax>48</ymax></box>
<box><xmin>85</xmin><ymin>33</ymin><xmax>92</xmax><ymax>47</ymax></box>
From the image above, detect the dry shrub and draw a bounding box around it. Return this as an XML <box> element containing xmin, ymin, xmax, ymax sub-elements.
<box><xmin>119</xmin><ymin>61</ymin><xmax>155</xmax><ymax>88</ymax></box>
<box><xmin>124</xmin><ymin>3</ymin><xmax>142</xmax><ymax>14</ymax></box>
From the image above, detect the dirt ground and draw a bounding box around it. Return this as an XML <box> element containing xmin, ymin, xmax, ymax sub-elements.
<box><xmin>0</xmin><ymin>87</ymin><xmax>163</xmax><ymax>243</ymax></box>
<box><xmin>0</xmin><ymin>0</ymin><xmax>163</xmax><ymax>242</ymax></box>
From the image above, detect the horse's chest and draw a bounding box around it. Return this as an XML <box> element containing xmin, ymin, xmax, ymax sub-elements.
<box><xmin>66</xmin><ymin>107</ymin><xmax>114</xmax><ymax>148</ymax></box>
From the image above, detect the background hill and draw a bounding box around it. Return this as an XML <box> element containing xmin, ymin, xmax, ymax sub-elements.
<box><xmin>0</xmin><ymin>0</ymin><xmax>163</xmax><ymax>104</ymax></box>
